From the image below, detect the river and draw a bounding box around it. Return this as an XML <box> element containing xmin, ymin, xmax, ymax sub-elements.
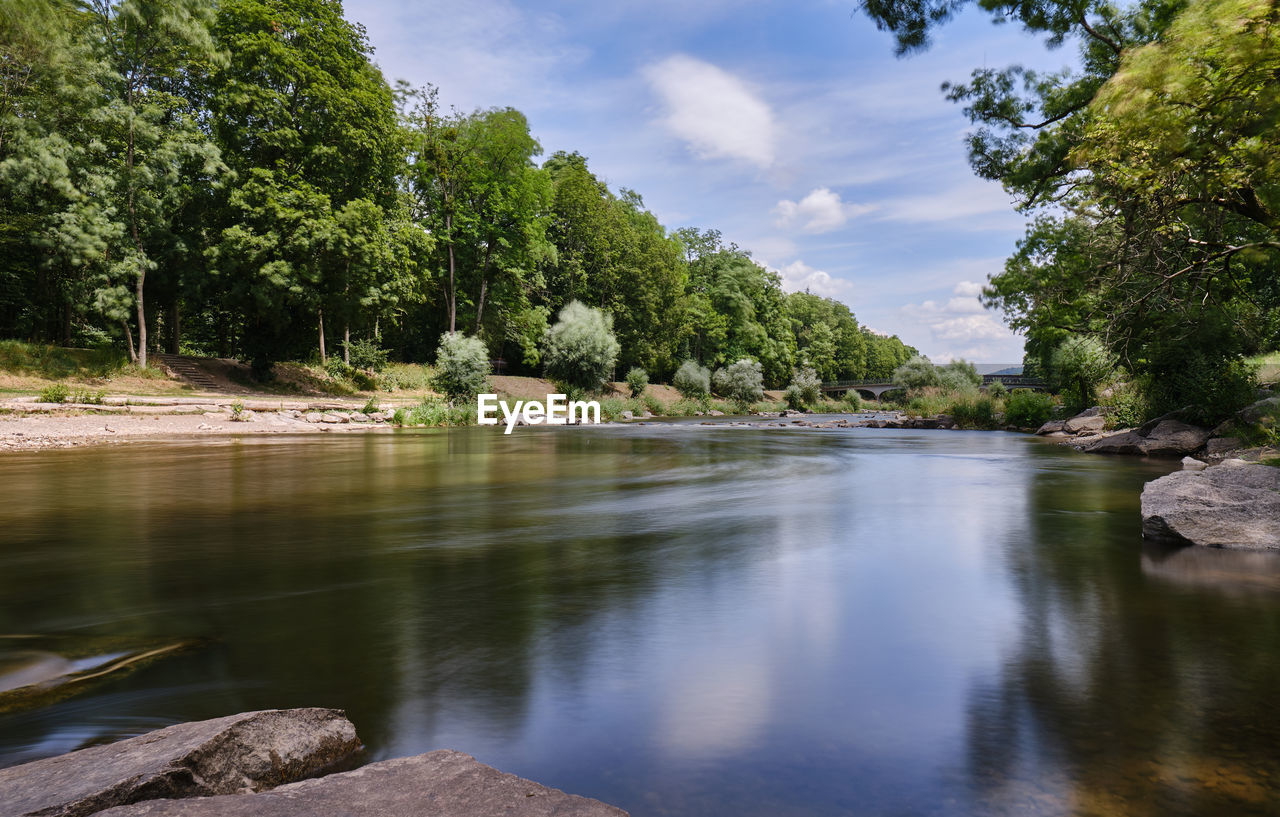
<box><xmin>1</xmin><ymin>423</ymin><xmax>1278</xmax><ymax>815</ymax></box>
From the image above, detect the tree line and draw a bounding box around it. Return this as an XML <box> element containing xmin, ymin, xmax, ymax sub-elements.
<box><xmin>0</xmin><ymin>0</ymin><xmax>918</xmax><ymax>387</ymax></box>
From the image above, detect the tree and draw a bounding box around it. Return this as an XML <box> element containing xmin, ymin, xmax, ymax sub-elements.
<box><xmin>788</xmin><ymin>366</ymin><xmax>823</xmax><ymax>407</ymax></box>
<box><xmin>673</xmin><ymin>359</ymin><xmax>710</xmax><ymax>400</ymax></box>
<box><xmin>625</xmin><ymin>367</ymin><xmax>648</xmax><ymax>397</ymax></box>
<box><xmin>938</xmin><ymin>359</ymin><xmax>982</xmax><ymax>392</ymax></box>
<box><xmin>713</xmin><ymin>358</ymin><xmax>764</xmax><ymax>409</ymax></box>
<box><xmin>892</xmin><ymin>355</ymin><xmax>940</xmax><ymax>391</ymax></box>
<box><xmin>542</xmin><ymin>300</ymin><xmax>619</xmax><ymax>393</ymax></box>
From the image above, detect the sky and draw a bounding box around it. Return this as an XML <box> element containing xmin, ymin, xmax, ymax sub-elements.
<box><xmin>344</xmin><ymin>0</ymin><xmax>1079</xmax><ymax>364</ymax></box>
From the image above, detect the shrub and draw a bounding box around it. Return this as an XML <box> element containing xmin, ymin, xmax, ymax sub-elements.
<box><xmin>625</xmin><ymin>366</ymin><xmax>649</xmax><ymax>397</ymax></box>
<box><xmin>842</xmin><ymin>391</ymin><xmax>863</xmax><ymax>411</ymax></box>
<box><xmin>542</xmin><ymin>300</ymin><xmax>620</xmax><ymax>393</ymax></box>
<box><xmin>346</xmin><ymin>338</ymin><xmax>390</xmax><ymax>372</ymax></box>
<box><xmin>949</xmin><ymin>393</ymin><xmax>998</xmax><ymax>429</ymax></box>
<box><xmin>380</xmin><ymin>363</ymin><xmax>432</xmax><ymax>392</ymax></box>
<box><xmin>892</xmin><ymin>355</ymin><xmax>940</xmax><ymax>392</ymax></box>
<box><xmin>712</xmin><ymin>359</ymin><xmax>764</xmax><ymax>409</ymax></box>
<box><xmin>642</xmin><ymin>394</ymin><xmax>663</xmax><ymax>415</ymax></box>
<box><xmin>362</xmin><ymin>396</ymin><xmax>381</xmax><ymax>415</ymax></box>
<box><xmin>70</xmin><ymin>388</ymin><xmax>105</xmax><ymax>405</ymax></box>
<box><xmin>323</xmin><ymin>357</ymin><xmax>353</xmax><ymax>381</ymax></box>
<box><xmin>673</xmin><ymin>359</ymin><xmax>711</xmax><ymax>400</ymax></box>
<box><xmin>39</xmin><ymin>383</ymin><xmax>69</xmax><ymax>403</ymax></box>
<box><xmin>938</xmin><ymin>359</ymin><xmax>982</xmax><ymax>392</ymax></box>
<box><xmin>433</xmin><ymin>332</ymin><xmax>490</xmax><ymax>404</ymax></box>
<box><xmin>986</xmin><ymin>380</ymin><xmax>1008</xmax><ymax>399</ymax></box>
<box><xmin>1051</xmin><ymin>335</ymin><xmax>1116</xmax><ymax>412</ymax></box>
<box><xmin>230</xmin><ymin>400</ymin><xmax>248</xmax><ymax>421</ymax></box>
<box><xmin>404</xmin><ymin>397</ymin><xmax>474</xmax><ymax>426</ymax></box>
<box><xmin>1005</xmin><ymin>389</ymin><xmax>1055</xmax><ymax>428</ymax></box>
<box><xmin>788</xmin><ymin>366</ymin><xmax>823</xmax><ymax>406</ymax></box>
<box><xmin>1143</xmin><ymin>348</ymin><xmax>1257</xmax><ymax>426</ymax></box>
<box><xmin>1101</xmin><ymin>380</ymin><xmax>1150</xmax><ymax>428</ymax></box>
<box><xmin>784</xmin><ymin>384</ymin><xmax>806</xmax><ymax>410</ymax></box>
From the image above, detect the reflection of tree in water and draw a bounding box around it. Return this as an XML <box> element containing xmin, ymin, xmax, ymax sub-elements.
<box><xmin>0</xmin><ymin>430</ymin><xmax>804</xmax><ymax>763</ymax></box>
<box><xmin>964</xmin><ymin>456</ymin><xmax>1280</xmax><ymax>816</ymax></box>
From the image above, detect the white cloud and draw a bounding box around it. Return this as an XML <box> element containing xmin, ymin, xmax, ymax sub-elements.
<box><xmin>771</xmin><ymin>260</ymin><xmax>852</xmax><ymax>299</ymax></box>
<box><xmin>899</xmin><ymin>278</ymin><xmax>1021</xmax><ymax>361</ymax></box>
<box><xmin>644</xmin><ymin>55</ymin><xmax>777</xmax><ymax>168</ymax></box>
<box><xmin>953</xmin><ymin>280</ymin><xmax>984</xmax><ymax>298</ymax></box>
<box><xmin>773</xmin><ymin>187</ymin><xmax>876</xmax><ymax>234</ymax></box>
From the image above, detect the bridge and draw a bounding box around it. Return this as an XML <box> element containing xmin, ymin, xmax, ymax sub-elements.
<box><xmin>820</xmin><ymin>373</ymin><xmax>1048</xmax><ymax>401</ymax></box>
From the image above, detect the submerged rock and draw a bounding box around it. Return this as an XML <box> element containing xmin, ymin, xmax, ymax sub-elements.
<box><xmin>0</xmin><ymin>708</ymin><xmax>361</xmax><ymax>817</ymax></box>
<box><xmin>1141</xmin><ymin>459</ymin><xmax>1280</xmax><ymax>549</ymax></box>
<box><xmin>95</xmin><ymin>750</ymin><xmax>627</xmax><ymax>817</ymax></box>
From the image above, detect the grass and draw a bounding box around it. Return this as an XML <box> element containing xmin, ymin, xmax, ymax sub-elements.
<box><xmin>1248</xmin><ymin>351</ymin><xmax>1280</xmax><ymax>383</ymax></box>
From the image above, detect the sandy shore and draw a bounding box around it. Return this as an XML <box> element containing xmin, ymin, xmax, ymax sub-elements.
<box><xmin>0</xmin><ymin>398</ymin><xmax>398</xmax><ymax>452</ymax></box>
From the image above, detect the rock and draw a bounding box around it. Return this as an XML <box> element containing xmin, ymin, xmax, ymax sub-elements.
<box><xmin>639</xmin><ymin>411</ymin><xmax>654</xmax><ymax>419</ymax></box>
<box><xmin>95</xmin><ymin>750</ymin><xmax>626</xmax><ymax>817</ymax></box>
<box><xmin>1141</xmin><ymin>459</ymin><xmax>1280</xmax><ymax>549</ymax></box>
<box><xmin>619</xmin><ymin>410</ymin><xmax>633</xmax><ymax>420</ymax></box>
<box><xmin>1081</xmin><ymin>419</ymin><xmax>1209</xmax><ymax>457</ymax></box>
<box><xmin>1036</xmin><ymin>420</ymin><xmax>1066</xmax><ymax>435</ymax></box>
<box><xmin>1063</xmin><ymin>410</ymin><xmax>1107</xmax><ymax>434</ymax></box>
<box><xmin>349</xmin><ymin>413</ymin><xmax>370</xmax><ymax>424</ymax></box>
<box><xmin>708</xmin><ymin>410</ymin><xmax>724</xmax><ymax>417</ymax></box>
<box><xmin>1181</xmin><ymin>456</ymin><xmax>1207</xmax><ymax>471</ymax></box>
<box><xmin>1237</xmin><ymin>396</ymin><xmax>1280</xmax><ymax>425</ymax></box>
<box><xmin>914</xmin><ymin>417</ymin><xmax>940</xmax><ymax>429</ymax></box>
<box><xmin>319</xmin><ymin>413</ymin><xmax>347</xmax><ymax>424</ymax></box>
<box><xmin>0</xmin><ymin>709</ymin><xmax>361</xmax><ymax>817</ymax></box>
<box><xmin>1204</xmin><ymin>437</ymin><xmax>1242</xmax><ymax>456</ymax></box>
<box><xmin>304</xmin><ymin>412</ymin><xmax>323</xmax><ymax>423</ymax></box>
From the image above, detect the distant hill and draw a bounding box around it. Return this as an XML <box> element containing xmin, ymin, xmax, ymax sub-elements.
<box><xmin>972</xmin><ymin>364</ymin><xmax>1024</xmax><ymax>375</ymax></box>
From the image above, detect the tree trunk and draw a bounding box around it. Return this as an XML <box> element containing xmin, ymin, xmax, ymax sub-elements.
<box><xmin>445</xmin><ymin>213</ymin><xmax>456</xmax><ymax>333</ymax></box>
<box><xmin>135</xmin><ymin>271</ymin><xmax>147</xmax><ymax>368</ymax></box>
<box><xmin>62</xmin><ymin>302</ymin><xmax>72</xmax><ymax>346</ymax></box>
<box><xmin>343</xmin><ymin>323</ymin><xmax>350</xmax><ymax>365</ymax></box>
<box><xmin>318</xmin><ymin>308</ymin><xmax>327</xmax><ymax>363</ymax></box>
<box><xmin>122</xmin><ymin>320</ymin><xmax>137</xmax><ymax>364</ymax></box>
<box><xmin>474</xmin><ymin>239</ymin><xmax>493</xmax><ymax>334</ymax></box>
<box><xmin>168</xmin><ymin>300</ymin><xmax>180</xmax><ymax>354</ymax></box>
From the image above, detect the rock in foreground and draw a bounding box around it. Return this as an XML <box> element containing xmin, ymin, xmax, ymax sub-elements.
<box><xmin>0</xmin><ymin>709</ymin><xmax>361</xmax><ymax>817</ymax></box>
<box><xmin>1141</xmin><ymin>459</ymin><xmax>1280</xmax><ymax>549</ymax></box>
<box><xmin>1079</xmin><ymin>419</ymin><xmax>1209</xmax><ymax>457</ymax></box>
<box><xmin>96</xmin><ymin>750</ymin><xmax>628</xmax><ymax>817</ymax></box>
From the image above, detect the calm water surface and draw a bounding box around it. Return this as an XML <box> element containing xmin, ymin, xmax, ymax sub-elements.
<box><xmin>2</xmin><ymin>424</ymin><xmax>1279</xmax><ymax>816</ymax></box>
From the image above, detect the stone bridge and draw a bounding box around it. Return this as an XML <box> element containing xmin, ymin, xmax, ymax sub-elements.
<box><xmin>821</xmin><ymin>374</ymin><xmax>1048</xmax><ymax>401</ymax></box>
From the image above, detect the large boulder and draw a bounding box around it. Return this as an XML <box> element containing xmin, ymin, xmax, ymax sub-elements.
<box><xmin>1063</xmin><ymin>408</ymin><xmax>1107</xmax><ymax>434</ymax></box>
<box><xmin>95</xmin><ymin>750</ymin><xmax>627</xmax><ymax>817</ymax></box>
<box><xmin>0</xmin><ymin>709</ymin><xmax>361</xmax><ymax>817</ymax></box>
<box><xmin>1237</xmin><ymin>395</ymin><xmax>1280</xmax><ymax>425</ymax></box>
<box><xmin>1141</xmin><ymin>459</ymin><xmax>1280</xmax><ymax>549</ymax></box>
<box><xmin>1081</xmin><ymin>419</ymin><xmax>1209</xmax><ymax>457</ymax></box>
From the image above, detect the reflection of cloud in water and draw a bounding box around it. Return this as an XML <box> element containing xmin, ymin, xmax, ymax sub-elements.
<box><xmin>658</xmin><ymin>650</ymin><xmax>771</xmax><ymax>758</ymax></box>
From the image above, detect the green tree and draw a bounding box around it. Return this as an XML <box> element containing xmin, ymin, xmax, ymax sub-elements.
<box><xmin>673</xmin><ymin>359</ymin><xmax>711</xmax><ymax>400</ymax></box>
<box><xmin>542</xmin><ymin>300</ymin><xmax>619</xmax><ymax>393</ymax></box>
<box><xmin>1050</xmin><ymin>335</ymin><xmax>1116</xmax><ymax>411</ymax></box>
<box><xmin>433</xmin><ymin>331</ymin><xmax>489</xmax><ymax>403</ymax></box>
<box><xmin>892</xmin><ymin>355</ymin><xmax>940</xmax><ymax>391</ymax></box>
<box><xmin>713</xmin><ymin>358</ymin><xmax>765</xmax><ymax>409</ymax></box>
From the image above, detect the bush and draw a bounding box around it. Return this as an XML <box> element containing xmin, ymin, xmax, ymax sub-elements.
<box><xmin>938</xmin><ymin>359</ymin><xmax>982</xmax><ymax>392</ymax></box>
<box><xmin>39</xmin><ymin>383</ymin><xmax>69</xmax><ymax>403</ymax></box>
<box><xmin>986</xmin><ymin>380</ymin><xmax>1008</xmax><ymax>399</ymax></box>
<box><xmin>433</xmin><ymin>332</ymin><xmax>490</xmax><ymax>403</ymax></box>
<box><xmin>784</xmin><ymin>384</ymin><xmax>806</xmax><ymax>410</ymax></box>
<box><xmin>788</xmin><ymin>366</ymin><xmax>822</xmax><ymax>406</ymax></box>
<box><xmin>1101</xmin><ymin>380</ymin><xmax>1150</xmax><ymax>428</ymax></box>
<box><xmin>346</xmin><ymin>338</ymin><xmax>390</xmax><ymax>372</ymax></box>
<box><xmin>1005</xmin><ymin>389</ymin><xmax>1055</xmax><ymax>428</ymax></box>
<box><xmin>842</xmin><ymin>391</ymin><xmax>863</xmax><ymax>411</ymax></box>
<box><xmin>673</xmin><ymin>359</ymin><xmax>711</xmax><ymax>400</ymax></box>
<box><xmin>1051</xmin><ymin>335</ymin><xmax>1116</xmax><ymax>412</ymax></box>
<box><xmin>380</xmin><ymin>363</ymin><xmax>432</xmax><ymax>392</ymax></box>
<box><xmin>403</xmin><ymin>397</ymin><xmax>475</xmax><ymax>427</ymax></box>
<box><xmin>625</xmin><ymin>367</ymin><xmax>649</xmax><ymax>397</ymax></box>
<box><xmin>542</xmin><ymin>301</ymin><xmax>620</xmax><ymax>393</ymax></box>
<box><xmin>1144</xmin><ymin>349</ymin><xmax>1257</xmax><ymax>426</ymax></box>
<box><xmin>323</xmin><ymin>357</ymin><xmax>353</xmax><ymax>381</ymax></box>
<box><xmin>70</xmin><ymin>387</ymin><xmax>105</xmax><ymax>405</ymax></box>
<box><xmin>892</xmin><ymin>355</ymin><xmax>940</xmax><ymax>392</ymax></box>
<box><xmin>712</xmin><ymin>359</ymin><xmax>764</xmax><ymax>409</ymax></box>
<box><xmin>949</xmin><ymin>393</ymin><xmax>998</xmax><ymax>429</ymax></box>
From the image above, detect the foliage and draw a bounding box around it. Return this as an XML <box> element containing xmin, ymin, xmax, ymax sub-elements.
<box><xmin>892</xmin><ymin>355</ymin><xmax>940</xmax><ymax>392</ymax></box>
<box><xmin>673</xmin><ymin>359</ymin><xmax>711</xmax><ymax>401</ymax></box>
<box><xmin>712</xmin><ymin>358</ymin><xmax>765</xmax><ymax>409</ymax></box>
<box><xmin>938</xmin><ymin>359</ymin><xmax>982</xmax><ymax>392</ymax></box>
<box><xmin>1050</xmin><ymin>336</ymin><xmax>1117</xmax><ymax>412</ymax></box>
<box><xmin>842</xmin><ymin>390</ymin><xmax>863</xmax><ymax>411</ymax></box>
<box><xmin>71</xmin><ymin>387</ymin><xmax>105</xmax><ymax>404</ymax></box>
<box><xmin>542</xmin><ymin>300</ymin><xmax>620</xmax><ymax>393</ymax></box>
<box><xmin>787</xmin><ymin>366</ymin><xmax>823</xmax><ymax>408</ymax></box>
<box><xmin>345</xmin><ymin>339</ymin><xmax>390</xmax><ymax>373</ymax></box>
<box><xmin>38</xmin><ymin>383</ymin><xmax>69</xmax><ymax>403</ymax></box>
<box><xmin>402</xmin><ymin>397</ymin><xmax>474</xmax><ymax>427</ymax></box>
<box><xmin>432</xmin><ymin>332</ymin><xmax>490</xmax><ymax>403</ymax></box>
<box><xmin>1142</xmin><ymin>347</ymin><xmax>1258</xmax><ymax>426</ymax></box>
<box><xmin>1100</xmin><ymin>380</ymin><xmax>1150</xmax><ymax>428</ymax></box>
<box><xmin>361</xmin><ymin>396</ymin><xmax>380</xmax><ymax>414</ymax></box>
<box><xmin>986</xmin><ymin>380</ymin><xmax>1008</xmax><ymax>399</ymax></box>
<box><xmin>949</xmin><ymin>393</ymin><xmax>999</xmax><ymax>429</ymax></box>
<box><xmin>625</xmin><ymin>367</ymin><xmax>649</xmax><ymax>397</ymax></box>
<box><xmin>1004</xmin><ymin>389</ymin><xmax>1056</xmax><ymax>429</ymax></box>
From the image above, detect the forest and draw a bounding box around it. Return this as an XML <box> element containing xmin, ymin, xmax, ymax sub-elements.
<box><xmin>0</xmin><ymin>0</ymin><xmax>918</xmax><ymax>387</ymax></box>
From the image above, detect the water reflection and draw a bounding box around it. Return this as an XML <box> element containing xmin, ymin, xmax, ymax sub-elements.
<box><xmin>0</xmin><ymin>428</ymin><xmax>1277</xmax><ymax>816</ymax></box>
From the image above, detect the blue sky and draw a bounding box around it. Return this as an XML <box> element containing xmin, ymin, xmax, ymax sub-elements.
<box><xmin>344</xmin><ymin>0</ymin><xmax>1078</xmax><ymax>364</ymax></box>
